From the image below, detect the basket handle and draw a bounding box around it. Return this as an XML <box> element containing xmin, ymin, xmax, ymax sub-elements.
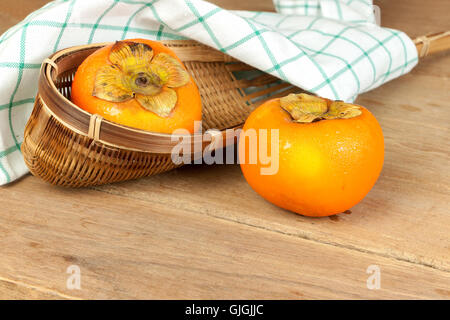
<box><xmin>413</xmin><ymin>30</ymin><xmax>450</xmax><ymax>58</ymax></box>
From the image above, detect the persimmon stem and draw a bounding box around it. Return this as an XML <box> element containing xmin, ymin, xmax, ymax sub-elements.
<box><xmin>280</xmin><ymin>93</ymin><xmax>362</xmax><ymax>123</ymax></box>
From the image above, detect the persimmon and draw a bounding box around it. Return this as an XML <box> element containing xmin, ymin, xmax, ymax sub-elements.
<box><xmin>239</xmin><ymin>93</ymin><xmax>384</xmax><ymax>217</ymax></box>
<box><xmin>71</xmin><ymin>39</ymin><xmax>202</xmax><ymax>133</ymax></box>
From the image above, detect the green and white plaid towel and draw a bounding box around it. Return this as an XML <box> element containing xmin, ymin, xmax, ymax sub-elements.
<box><xmin>0</xmin><ymin>0</ymin><xmax>418</xmax><ymax>185</ymax></box>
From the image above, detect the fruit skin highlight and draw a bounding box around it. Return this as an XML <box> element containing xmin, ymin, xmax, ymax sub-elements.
<box><xmin>71</xmin><ymin>39</ymin><xmax>202</xmax><ymax>134</ymax></box>
<box><xmin>239</xmin><ymin>95</ymin><xmax>384</xmax><ymax>217</ymax></box>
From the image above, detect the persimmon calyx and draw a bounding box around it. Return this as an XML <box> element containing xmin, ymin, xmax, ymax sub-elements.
<box><xmin>93</xmin><ymin>41</ymin><xmax>190</xmax><ymax>117</ymax></box>
<box><xmin>280</xmin><ymin>93</ymin><xmax>362</xmax><ymax>123</ymax></box>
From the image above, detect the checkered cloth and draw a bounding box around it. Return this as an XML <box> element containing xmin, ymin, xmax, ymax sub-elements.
<box><xmin>0</xmin><ymin>0</ymin><xmax>417</xmax><ymax>185</ymax></box>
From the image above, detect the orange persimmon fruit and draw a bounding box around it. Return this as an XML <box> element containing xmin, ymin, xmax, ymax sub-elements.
<box><xmin>239</xmin><ymin>93</ymin><xmax>384</xmax><ymax>217</ymax></box>
<box><xmin>71</xmin><ymin>39</ymin><xmax>202</xmax><ymax>133</ymax></box>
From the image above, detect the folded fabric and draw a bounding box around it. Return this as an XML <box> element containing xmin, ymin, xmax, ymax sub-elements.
<box><xmin>0</xmin><ymin>0</ymin><xmax>417</xmax><ymax>185</ymax></box>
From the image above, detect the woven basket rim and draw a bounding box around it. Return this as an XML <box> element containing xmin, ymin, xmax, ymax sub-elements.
<box><xmin>39</xmin><ymin>40</ymin><xmax>243</xmax><ymax>154</ymax></box>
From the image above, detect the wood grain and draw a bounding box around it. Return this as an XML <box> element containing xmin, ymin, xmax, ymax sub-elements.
<box><xmin>0</xmin><ymin>0</ymin><xmax>49</xmax><ymax>34</ymax></box>
<box><xmin>1</xmin><ymin>177</ymin><xmax>449</xmax><ymax>299</ymax></box>
<box><xmin>0</xmin><ymin>0</ymin><xmax>449</xmax><ymax>299</ymax></box>
<box><xmin>0</xmin><ymin>278</ymin><xmax>73</xmax><ymax>300</ymax></box>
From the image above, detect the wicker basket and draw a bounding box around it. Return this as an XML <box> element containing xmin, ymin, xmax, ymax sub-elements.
<box><xmin>21</xmin><ymin>40</ymin><xmax>302</xmax><ymax>187</ymax></box>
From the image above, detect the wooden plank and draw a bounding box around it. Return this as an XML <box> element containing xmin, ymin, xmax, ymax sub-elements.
<box><xmin>0</xmin><ymin>0</ymin><xmax>50</xmax><ymax>34</ymax></box>
<box><xmin>0</xmin><ymin>177</ymin><xmax>449</xmax><ymax>299</ymax></box>
<box><xmin>0</xmin><ymin>279</ymin><xmax>70</xmax><ymax>300</ymax></box>
<box><xmin>374</xmin><ymin>0</ymin><xmax>450</xmax><ymax>38</ymax></box>
<box><xmin>209</xmin><ymin>0</ymin><xmax>275</xmax><ymax>11</ymax></box>
<box><xmin>0</xmin><ymin>0</ymin><xmax>449</xmax><ymax>299</ymax></box>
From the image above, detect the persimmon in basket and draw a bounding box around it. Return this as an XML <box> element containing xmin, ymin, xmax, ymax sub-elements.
<box><xmin>239</xmin><ymin>93</ymin><xmax>384</xmax><ymax>217</ymax></box>
<box><xmin>71</xmin><ymin>39</ymin><xmax>202</xmax><ymax>133</ymax></box>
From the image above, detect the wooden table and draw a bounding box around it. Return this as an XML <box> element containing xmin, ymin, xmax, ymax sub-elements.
<box><xmin>0</xmin><ymin>0</ymin><xmax>449</xmax><ymax>299</ymax></box>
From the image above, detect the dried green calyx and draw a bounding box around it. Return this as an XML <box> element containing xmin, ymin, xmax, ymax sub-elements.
<box><xmin>93</xmin><ymin>41</ymin><xmax>189</xmax><ymax>117</ymax></box>
<box><xmin>280</xmin><ymin>93</ymin><xmax>362</xmax><ymax>123</ymax></box>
